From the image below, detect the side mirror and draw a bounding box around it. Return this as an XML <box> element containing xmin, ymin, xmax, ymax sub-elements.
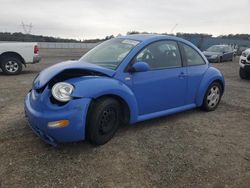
<box><xmin>130</xmin><ymin>61</ymin><xmax>150</xmax><ymax>73</ymax></box>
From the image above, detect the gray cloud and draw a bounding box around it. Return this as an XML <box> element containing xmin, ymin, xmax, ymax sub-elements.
<box><xmin>0</xmin><ymin>0</ymin><xmax>249</xmax><ymax>39</ymax></box>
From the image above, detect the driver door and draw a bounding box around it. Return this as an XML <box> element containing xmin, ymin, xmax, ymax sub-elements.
<box><xmin>131</xmin><ymin>40</ymin><xmax>188</xmax><ymax>115</ymax></box>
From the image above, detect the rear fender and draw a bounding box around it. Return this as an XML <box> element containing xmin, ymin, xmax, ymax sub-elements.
<box><xmin>196</xmin><ymin>67</ymin><xmax>225</xmax><ymax>106</ymax></box>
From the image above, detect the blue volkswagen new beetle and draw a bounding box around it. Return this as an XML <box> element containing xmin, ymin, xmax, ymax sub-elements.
<box><xmin>25</xmin><ymin>35</ymin><xmax>225</xmax><ymax>146</ymax></box>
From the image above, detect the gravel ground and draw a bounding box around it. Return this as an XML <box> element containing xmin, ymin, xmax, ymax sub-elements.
<box><xmin>0</xmin><ymin>49</ymin><xmax>249</xmax><ymax>188</ymax></box>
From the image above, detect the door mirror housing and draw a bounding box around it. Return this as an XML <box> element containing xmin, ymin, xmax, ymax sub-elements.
<box><xmin>130</xmin><ymin>61</ymin><xmax>150</xmax><ymax>73</ymax></box>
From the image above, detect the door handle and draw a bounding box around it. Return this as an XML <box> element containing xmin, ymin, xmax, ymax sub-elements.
<box><xmin>178</xmin><ymin>72</ymin><xmax>186</xmax><ymax>79</ymax></box>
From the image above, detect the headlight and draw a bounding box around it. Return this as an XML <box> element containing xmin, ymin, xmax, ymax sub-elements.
<box><xmin>211</xmin><ymin>55</ymin><xmax>218</xmax><ymax>59</ymax></box>
<box><xmin>52</xmin><ymin>82</ymin><xmax>74</xmax><ymax>102</ymax></box>
<box><xmin>242</xmin><ymin>52</ymin><xmax>248</xmax><ymax>57</ymax></box>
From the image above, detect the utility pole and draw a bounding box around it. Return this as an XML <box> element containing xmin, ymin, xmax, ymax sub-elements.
<box><xmin>170</xmin><ymin>24</ymin><xmax>178</xmax><ymax>34</ymax></box>
<box><xmin>21</xmin><ymin>21</ymin><xmax>33</xmax><ymax>34</ymax></box>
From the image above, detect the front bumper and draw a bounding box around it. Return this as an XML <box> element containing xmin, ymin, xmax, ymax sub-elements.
<box><xmin>240</xmin><ymin>64</ymin><xmax>250</xmax><ymax>73</ymax></box>
<box><xmin>206</xmin><ymin>56</ymin><xmax>219</xmax><ymax>63</ymax></box>
<box><xmin>24</xmin><ymin>89</ymin><xmax>91</xmax><ymax>146</ymax></box>
<box><xmin>239</xmin><ymin>56</ymin><xmax>250</xmax><ymax>69</ymax></box>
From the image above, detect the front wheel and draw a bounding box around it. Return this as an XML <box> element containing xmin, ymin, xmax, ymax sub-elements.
<box><xmin>87</xmin><ymin>98</ymin><xmax>121</xmax><ymax>145</ymax></box>
<box><xmin>0</xmin><ymin>56</ymin><xmax>22</xmax><ymax>75</ymax></box>
<box><xmin>201</xmin><ymin>82</ymin><xmax>222</xmax><ymax>111</ymax></box>
<box><xmin>239</xmin><ymin>68</ymin><xmax>248</xmax><ymax>79</ymax></box>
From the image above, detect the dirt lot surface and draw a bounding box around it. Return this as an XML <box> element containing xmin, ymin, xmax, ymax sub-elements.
<box><xmin>0</xmin><ymin>49</ymin><xmax>249</xmax><ymax>188</ymax></box>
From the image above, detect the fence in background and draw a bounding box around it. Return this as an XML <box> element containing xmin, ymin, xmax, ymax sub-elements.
<box><xmin>182</xmin><ymin>37</ymin><xmax>250</xmax><ymax>50</ymax></box>
<box><xmin>38</xmin><ymin>42</ymin><xmax>98</xmax><ymax>49</ymax></box>
<box><xmin>38</xmin><ymin>38</ymin><xmax>250</xmax><ymax>51</ymax></box>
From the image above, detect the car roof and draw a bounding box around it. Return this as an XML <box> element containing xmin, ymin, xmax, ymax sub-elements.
<box><xmin>118</xmin><ymin>34</ymin><xmax>185</xmax><ymax>43</ymax></box>
<box><xmin>117</xmin><ymin>34</ymin><xmax>202</xmax><ymax>56</ymax></box>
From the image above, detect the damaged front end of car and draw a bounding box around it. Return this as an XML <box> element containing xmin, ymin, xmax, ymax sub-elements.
<box><xmin>24</xmin><ymin>60</ymin><xmax>115</xmax><ymax>146</ymax></box>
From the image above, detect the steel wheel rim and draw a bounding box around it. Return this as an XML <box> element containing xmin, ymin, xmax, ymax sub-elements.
<box><xmin>5</xmin><ymin>61</ymin><xmax>19</xmax><ymax>73</ymax></box>
<box><xmin>99</xmin><ymin>107</ymin><xmax>117</xmax><ymax>135</ymax></box>
<box><xmin>207</xmin><ymin>86</ymin><xmax>220</xmax><ymax>108</ymax></box>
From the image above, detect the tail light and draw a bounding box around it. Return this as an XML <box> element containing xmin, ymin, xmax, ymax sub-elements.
<box><xmin>34</xmin><ymin>45</ymin><xmax>39</xmax><ymax>54</ymax></box>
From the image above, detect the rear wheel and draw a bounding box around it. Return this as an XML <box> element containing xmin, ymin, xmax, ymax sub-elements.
<box><xmin>201</xmin><ymin>82</ymin><xmax>222</xmax><ymax>111</ymax></box>
<box><xmin>87</xmin><ymin>98</ymin><xmax>121</xmax><ymax>145</ymax></box>
<box><xmin>239</xmin><ymin>68</ymin><xmax>248</xmax><ymax>79</ymax></box>
<box><xmin>0</xmin><ymin>56</ymin><xmax>22</xmax><ymax>75</ymax></box>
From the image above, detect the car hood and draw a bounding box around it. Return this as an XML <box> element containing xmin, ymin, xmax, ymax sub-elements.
<box><xmin>203</xmin><ymin>51</ymin><xmax>222</xmax><ymax>56</ymax></box>
<box><xmin>33</xmin><ymin>60</ymin><xmax>115</xmax><ymax>89</ymax></box>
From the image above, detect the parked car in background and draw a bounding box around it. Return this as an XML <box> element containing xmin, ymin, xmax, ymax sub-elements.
<box><xmin>236</xmin><ymin>45</ymin><xmax>249</xmax><ymax>56</ymax></box>
<box><xmin>25</xmin><ymin>35</ymin><xmax>224</xmax><ymax>146</ymax></box>
<box><xmin>0</xmin><ymin>42</ymin><xmax>41</xmax><ymax>75</ymax></box>
<box><xmin>239</xmin><ymin>48</ymin><xmax>250</xmax><ymax>79</ymax></box>
<box><xmin>203</xmin><ymin>45</ymin><xmax>234</xmax><ymax>63</ymax></box>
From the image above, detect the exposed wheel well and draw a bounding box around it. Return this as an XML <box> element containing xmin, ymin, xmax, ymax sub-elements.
<box><xmin>198</xmin><ymin>79</ymin><xmax>224</xmax><ymax>107</ymax></box>
<box><xmin>0</xmin><ymin>52</ymin><xmax>25</xmax><ymax>65</ymax></box>
<box><xmin>213</xmin><ymin>79</ymin><xmax>224</xmax><ymax>94</ymax></box>
<box><xmin>88</xmin><ymin>95</ymin><xmax>130</xmax><ymax>125</ymax></box>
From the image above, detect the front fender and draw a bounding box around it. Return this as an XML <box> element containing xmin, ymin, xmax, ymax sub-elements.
<box><xmin>68</xmin><ymin>76</ymin><xmax>139</xmax><ymax>123</ymax></box>
<box><xmin>196</xmin><ymin>67</ymin><xmax>225</xmax><ymax>106</ymax></box>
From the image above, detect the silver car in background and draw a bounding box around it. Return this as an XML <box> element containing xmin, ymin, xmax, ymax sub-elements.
<box><xmin>203</xmin><ymin>45</ymin><xmax>234</xmax><ymax>63</ymax></box>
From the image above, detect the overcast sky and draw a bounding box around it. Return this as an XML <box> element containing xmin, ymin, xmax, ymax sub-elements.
<box><xmin>0</xmin><ymin>0</ymin><xmax>249</xmax><ymax>39</ymax></box>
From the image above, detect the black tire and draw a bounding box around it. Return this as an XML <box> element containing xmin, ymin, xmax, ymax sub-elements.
<box><xmin>201</xmin><ymin>82</ymin><xmax>222</xmax><ymax>111</ymax></box>
<box><xmin>0</xmin><ymin>56</ymin><xmax>22</xmax><ymax>75</ymax></box>
<box><xmin>239</xmin><ymin>68</ymin><xmax>248</xmax><ymax>79</ymax></box>
<box><xmin>87</xmin><ymin>98</ymin><xmax>121</xmax><ymax>145</ymax></box>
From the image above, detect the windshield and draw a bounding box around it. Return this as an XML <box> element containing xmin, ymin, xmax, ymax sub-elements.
<box><xmin>80</xmin><ymin>38</ymin><xmax>140</xmax><ymax>70</ymax></box>
<box><xmin>206</xmin><ymin>46</ymin><xmax>225</xmax><ymax>53</ymax></box>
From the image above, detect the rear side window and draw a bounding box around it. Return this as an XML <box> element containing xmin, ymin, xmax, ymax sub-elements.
<box><xmin>135</xmin><ymin>40</ymin><xmax>182</xmax><ymax>70</ymax></box>
<box><xmin>224</xmin><ymin>46</ymin><xmax>231</xmax><ymax>52</ymax></box>
<box><xmin>182</xmin><ymin>44</ymin><xmax>205</xmax><ymax>66</ymax></box>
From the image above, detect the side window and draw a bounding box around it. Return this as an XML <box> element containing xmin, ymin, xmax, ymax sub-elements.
<box><xmin>135</xmin><ymin>41</ymin><xmax>182</xmax><ymax>69</ymax></box>
<box><xmin>224</xmin><ymin>46</ymin><xmax>230</xmax><ymax>52</ymax></box>
<box><xmin>182</xmin><ymin>44</ymin><xmax>205</xmax><ymax>66</ymax></box>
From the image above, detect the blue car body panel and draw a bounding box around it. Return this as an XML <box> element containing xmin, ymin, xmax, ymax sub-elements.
<box><xmin>129</xmin><ymin>67</ymin><xmax>188</xmax><ymax>115</ymax></box>
<box><xmin>195</xmin><ymin>66</ymin><xmax>225</xmax><ymax>106</ymax></box>
<box><xmin>25</xmin><ymin>87</ymin><xmax>91</xmax><ymax>145</ymax></box>
<box><xmin>68</xmin><ymin>76</ymin><xmax>139</xmax><ymax>123</ymax></box>
<box><xmin>186</xmin><ymin>64</ymin><xmax>208</xmax><ymax>105</ymax></box>
<box><xmin>33</xmin><ymin>60</ymin><xmax>115</xmax><ymax>89</ymax></box>
<box><xmin>24</xmin><ymin>34</ymin><xmax>225</xmax><ymax>145</ymax></box>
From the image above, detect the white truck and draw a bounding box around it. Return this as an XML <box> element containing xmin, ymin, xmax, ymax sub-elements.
<box><xmin>239</xmin><ymin>48</ymin><xmax>250</xmax><ymax>79</ymax></box>
<box><xmin>0</xmin><ymin>42</ymin><xmax>41</xmax><ymax>75</ymax></box>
